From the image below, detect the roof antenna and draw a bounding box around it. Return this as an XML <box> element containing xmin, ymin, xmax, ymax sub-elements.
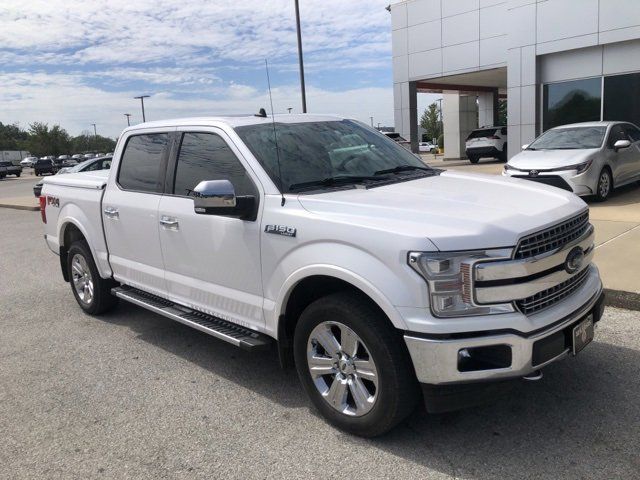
<box><xmin>265</xmin><ymin>59</ymin><xmax>286</xmax><ymax>207</ymax></box>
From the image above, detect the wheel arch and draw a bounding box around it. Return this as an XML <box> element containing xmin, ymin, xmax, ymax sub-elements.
<box><xmin>275</xmin><ymin>268</ymin><xmax>406</xmax><ymax>368</ymax></box>
<box><xmin>58</xmin><ymin>220</ymin><xmax>90</xmax><ymax>282</ymax></box>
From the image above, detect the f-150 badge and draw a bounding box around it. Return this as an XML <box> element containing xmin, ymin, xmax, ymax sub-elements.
<box><xmin>265</xmin><ymin>225</ymin><xmax>296</xmax><ymax>237</ymax></box>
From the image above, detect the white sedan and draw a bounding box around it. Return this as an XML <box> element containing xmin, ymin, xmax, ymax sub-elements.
<box><xmin>419</xmin><ymin>142</ymin><xmax>437</xmax><ymax>153</ymax></box>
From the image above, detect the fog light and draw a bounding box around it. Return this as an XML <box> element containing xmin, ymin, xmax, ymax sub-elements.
<box><xmin>457</xmin><ymin>345</ymin><xmax>512</xmax><ymax>372</ymax></box>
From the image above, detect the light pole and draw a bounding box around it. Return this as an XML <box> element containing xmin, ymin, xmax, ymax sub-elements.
<box><xmin>370</xmin><ymin>116</ymin><xmax>374</xmax><ymax>127</ymax></box>
<box><xmin>124</xmin><ymin>113</ymin><xmax>131</xmax><ymax>126</ymax></box>
<box><xmin>294</xmin><ymin>0</ymin><xmax>307</xmax><ymax>113</ymax></box>
<box><xmin>91</xmin><ymin>123</ymin><xmax>97</xmax><ymax>136</ymax></box>
<box><xmin>134</xmin><ymin>95</ymin><xmax>150</xmax><ymax>122</ymax></box>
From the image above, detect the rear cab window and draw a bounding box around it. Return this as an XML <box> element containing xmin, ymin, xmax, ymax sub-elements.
<box><xmin>117</xmin><ymin>133</ymin><xmax>169</xmax><ymax>193</ymax></box>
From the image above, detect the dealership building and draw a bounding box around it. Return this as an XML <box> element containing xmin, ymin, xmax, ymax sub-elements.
<box><xmin>391</xmin><ymin>0</ymin><xmax>640</xmax><ymax>159</ymax></box>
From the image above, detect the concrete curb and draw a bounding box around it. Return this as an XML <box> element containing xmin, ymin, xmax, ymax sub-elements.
<box><xmin>0</xmin><ymin>203</ymin><xmax>39</xmax><ymax>212</ymax></box>
<box><xmin>604</xmin><ymin>288</ymin><xmax>640</xmax><ymax>311</ymax></box>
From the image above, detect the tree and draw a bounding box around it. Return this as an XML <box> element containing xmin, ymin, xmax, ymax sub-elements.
<box><xmin>24</xmin><ymin>123</ymin><xmax>71</xmax><ymax>157</ymax></box>
<box><xmin>0</xmin><ymin>122</ymin><xmax>29</xmax><ymax>150</ymax></box>
<box><xmin>498</xmin><ymin>99</ymin><xmax>507</xmax><ymax>126</ymax></box>
<box><xmin>420</xmin><ymin>103</ymin><xmax>442</xmax><ymax>142</ymax></box>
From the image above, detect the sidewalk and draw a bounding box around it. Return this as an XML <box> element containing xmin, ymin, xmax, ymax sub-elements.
<box><xmin>0</xmin><ymin>196</ymin><xmax>39</xmax><ymax>211</ymax></box>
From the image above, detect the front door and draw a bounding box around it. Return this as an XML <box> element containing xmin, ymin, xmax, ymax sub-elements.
<box><xmin>103</xmin><ymin>131</ymin><xmax>171</xmax><ymax>297</ymax></box>
<box><xmin>157</xmin><ymin>128</ymin><xmax>264</xmax><ymax>331</ymax></box>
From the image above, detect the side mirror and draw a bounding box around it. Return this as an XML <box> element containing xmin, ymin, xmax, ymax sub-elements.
<box><xmin>521</xmin><ymin>144</ymin><xmax>529</xmax><ymax>150</ymax></box>
<box><xmin>614</xmin><ymin>139</ymin><xmax>631</xmax><ymax>152</ymax></box>
<box><xmin>191</xmin><ymin>179</ymin><xmax>257</xmax><ymax>220</ymax></box>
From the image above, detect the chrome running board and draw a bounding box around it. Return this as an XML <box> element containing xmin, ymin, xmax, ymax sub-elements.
<box><xmin>111</xmin><ymin>286</ymin><xmax>272</xmax><ymax>351</ymax></box>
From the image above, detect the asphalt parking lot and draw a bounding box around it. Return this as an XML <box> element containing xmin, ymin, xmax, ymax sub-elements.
<box><xmin>1</xmin><ymin>206</ymin><xmax>639</xmax><ymax>479</ymax></box>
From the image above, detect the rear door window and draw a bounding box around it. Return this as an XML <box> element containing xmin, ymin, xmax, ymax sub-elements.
<box><xmin>117</xmin><ymin>133</ymin><xmax>169</xmax><ymax>193</ymax></box>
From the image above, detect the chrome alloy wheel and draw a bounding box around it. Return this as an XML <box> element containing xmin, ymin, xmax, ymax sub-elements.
<box><xmin>71</xmin><ymin>253</ymin><xmax>94</xmax><ymax>304</ymax></box>
<box><xmin>306</xmin><ymin>321</ymin><xmax>379</xmax><ymax>417</ymax></box>
<box><xmin>599</xmin><ymin>171</ymin><xmax>611</xmax><ymax>198</ymax></box>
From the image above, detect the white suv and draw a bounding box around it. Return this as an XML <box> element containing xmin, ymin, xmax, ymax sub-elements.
<box><xmin>465</xmin><ymin>126</ymin><xmax>507</xmax><ymax>163</ymax></box>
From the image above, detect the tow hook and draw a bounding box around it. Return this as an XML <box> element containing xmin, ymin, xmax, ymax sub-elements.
<box><xmin>522</xmin><ymin>370</ymin><xmax>543</xmax><ymax>381</ymax></box>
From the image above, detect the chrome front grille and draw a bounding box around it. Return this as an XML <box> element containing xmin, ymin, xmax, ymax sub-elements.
<box><xmin>515</xmin><ymin>267</ymin><xmax>590</xmax><ymax>315</ymax></box>
<box><xmin>515</xmin><ymin>211</ymin><xmax>590</xmax><ymax>259</ymax></box>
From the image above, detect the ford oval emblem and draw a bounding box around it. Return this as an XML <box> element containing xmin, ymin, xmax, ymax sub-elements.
<box><xmin>565</xmin><ymin>246</ymin><xmax>585</xmax><ymax>274</ymax></box>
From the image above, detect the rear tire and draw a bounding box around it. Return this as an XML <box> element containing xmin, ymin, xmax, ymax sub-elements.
<box><xmin>67</xmin><ymin>241</ymin><xmax>118</xmax><ymax>315</ymax></box>
<box><xmin>595</xmin><ymin>168</ymin><xmax>613</xmax><ymax>202</ymax></box>
<box><xmin>293</xmin><ymin>292</ymin><xmax>420</xmax><ymax>437</ymax></box>
<box><xmin>469</xmin><ymin>155</ymin><xmax>479</xmax><ymax>164</ymax></box>
<box><xmin>16</xmin><ymin>172</ymin><xmax>21</xmax><ymax>177</ymax></box>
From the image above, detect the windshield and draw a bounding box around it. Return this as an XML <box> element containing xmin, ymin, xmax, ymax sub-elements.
<box><xmin>235</xmin><ymin>120</ymin><xmax>429</xmax><ymax>193</ymax></box>
<box><xmin>528</xmin><ymin>126</ymin><xmax>606</xmax><ymax>150</ymax></box>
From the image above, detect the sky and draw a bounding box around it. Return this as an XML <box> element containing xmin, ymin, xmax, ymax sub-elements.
<box><xmin>0</xmin><ymin>0</ymin><xmax>439</xmax><ymax>139</ymax></box>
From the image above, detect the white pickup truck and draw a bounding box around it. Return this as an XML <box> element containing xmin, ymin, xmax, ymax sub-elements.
<box><xmin>41</xmin><ymin>114</ymin><xmax>605</xmax><ymax>436</ymax></box>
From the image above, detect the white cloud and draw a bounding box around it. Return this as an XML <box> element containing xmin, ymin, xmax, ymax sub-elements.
<box><xmin>0</xmin><ymin>72</ymin><xmax>396</xmax><ymax>138</ymax></box>
<box><xmin>0</xmin><ymin>0</ymin><xmax>403</xmax><ymax>136</ymax></box>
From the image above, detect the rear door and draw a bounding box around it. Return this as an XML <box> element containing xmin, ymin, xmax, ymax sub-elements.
<box><xmin>102</xmin><ymin>130</ymin><xmax>172</xmax><ymax>297</ymax></box>
<box><xmin>157</xmin><ymin>128</ymin><xmax>264</xmax><ymax>331</ymax></box>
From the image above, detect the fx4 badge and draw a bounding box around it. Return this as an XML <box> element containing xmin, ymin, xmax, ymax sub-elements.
<box><xmin>265</xmin><ymin>225</ymin><xmax>296</xmax><ymax>237</ymax></box>
<box><xmin>46</xmin><ymin>196</ymin><xmax>60</xmax><ymax>208</ymax></box>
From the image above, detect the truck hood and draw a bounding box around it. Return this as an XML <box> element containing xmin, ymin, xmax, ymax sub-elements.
<box><xmin>508</xmin><ymin>149</ymin><xmax>596</xmax><ymax>170</ymax></box>
<box><xmin>297</xmin><ymin>171</ymin><xmax>587</xmax><ymax>251</ymax></box>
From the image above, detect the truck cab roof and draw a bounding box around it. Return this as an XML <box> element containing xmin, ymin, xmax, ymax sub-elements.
<box><xmin>122</xmin><ymin>114</ymin><xmax>346</xmax><ymax>133</ymax></box>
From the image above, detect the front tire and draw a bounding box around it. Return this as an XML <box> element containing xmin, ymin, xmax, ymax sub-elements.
<box><xmin>469</xmin><ymin>155</ymin><xmax>479</xmax><ymax>164</ymax></box>
<box><xmin>67</xmin><ymin>241</ymin><xmax>118</xmax><ymax>315</ymax></box>
<box><xmin>595</xmin><ymin>168</ymin><xmax>612</xmax><ymax>202</ymax></box>
<box><xmin>293</xmin><ymin>292</ymin><xmax>419</xmax><ymax>437</ymax></box>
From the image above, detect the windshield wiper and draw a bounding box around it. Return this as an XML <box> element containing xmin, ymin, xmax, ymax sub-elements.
<box><xmin>373</xmin><ymin>165</ymin><xmax>432</xmax><ymax>176</ymax></box>
<box><xmin>289</xmin><ymin>175</ymin><xmax>383</xmax><ymax>192</ymax></box>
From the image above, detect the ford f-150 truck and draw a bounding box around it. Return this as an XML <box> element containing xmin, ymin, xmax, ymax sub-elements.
<box><xmin>41</xmin><ymin>114</ymin><xmax>604</xmax><ymax>437</ymax></box>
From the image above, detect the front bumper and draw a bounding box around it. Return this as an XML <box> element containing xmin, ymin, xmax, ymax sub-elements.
<box><xmin>404</xmin><ymin>284</ymin><xmax>604</xmax><ymax>385</ymax></box>
<box><xmin>503</xmin><ymin>170</ymin><xmax>594</xmax><ymax>196</ymax></box>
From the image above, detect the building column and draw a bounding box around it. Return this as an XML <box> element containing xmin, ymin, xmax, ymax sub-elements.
<box><xmin>443</xmin><ymin>92</ymin><xmax>478</xmax><ymax>159</ymax></box>
<box><xmin>478</xmin><ymin>90</ymin><xmax>499</xmax><ymax>127</ymax></box>
<box><xmin>394</xmin><ymin>81</ymin><xmax>419</xmax><ymax>153</ymax></box>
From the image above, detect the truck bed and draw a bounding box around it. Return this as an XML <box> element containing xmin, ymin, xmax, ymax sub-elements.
<box><xmin>41</xmin><ymin>170</ymin><xmax>112</xmax><ymax>279</ymax></box>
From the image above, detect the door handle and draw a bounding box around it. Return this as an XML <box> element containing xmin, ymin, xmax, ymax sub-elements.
<box><xmin>103</xmin><ymin>206</ymin><xmax>119</xmax><ymax>219</ymax></box>
<box><xmin>159</xmin><ymin>216</ymin><xmax>179</xmax><ymax>230</ymax></box>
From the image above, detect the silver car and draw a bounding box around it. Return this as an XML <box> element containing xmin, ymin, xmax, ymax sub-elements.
<box><xmin>503</xmin><ymin>121</ymin><xmax>640</xmax><ymax>201</ymax></box>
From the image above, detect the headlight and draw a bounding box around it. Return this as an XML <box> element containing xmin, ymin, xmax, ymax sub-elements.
<box><xmin>574</xmin><ymin>160</ymin><xmax>592</xmax><ymax>174</ymax></box>
<box><xmin>408</xmin><ymin>250</ymin><xmax>514</xmax><ymax>317</ymax></box>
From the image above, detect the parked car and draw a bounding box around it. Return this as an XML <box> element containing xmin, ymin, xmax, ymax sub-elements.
<box><xmin>21</xmin><ymin>156</ymin><xmax>39</xmax><ymax>167</ymax></box>
<box><xmin>40</xmin><ymin>115</ymin><xmax>603</xmax><ymax>437</ymax></box>
<box><xmin>71</xmin><ymin>154</ymin><xmax>85</xmax><ymax>161</ymax></box>
<box><xmin>34</xmin><ymin>158</ymin><xmax>55</xmax><ymax>176</ymax></box>
<box><xmin>465</xmin><ymin>126</ymin><xmax>508</xmax><ymax>163</ymax></box>
<box><xmin>83</xmin><ymin>153</ymin><xmax>96</xmax><ymax>159</ymax></box>
<box><xmin>503</xmin><ymin>121</ymin><xmax>640</xmax><ymax>201</ymax></box>
<box><xmin>33</xmin><ymin>155</ymin><xmax>113</xmax><ymax>197</ymax></box>
<box><xmin>419</xmin><ymin>142</ymin><xmax>437</xmax><ymax>153</ymax></box>
<box><xmin>0</xmin><ymin>160</ymin><xmax>22</xmax><ymax>178</ymax></box>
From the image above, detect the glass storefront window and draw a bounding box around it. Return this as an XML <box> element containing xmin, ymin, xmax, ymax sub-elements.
<box><xmin>543</xmin><ymin>78</ymin><xmax>601</xmax><ymax>131</ymax></box>
<box><xmin>603</xmin><ymin>72</ymin><xmax>640</xmax><ymax>127</ymax></box>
